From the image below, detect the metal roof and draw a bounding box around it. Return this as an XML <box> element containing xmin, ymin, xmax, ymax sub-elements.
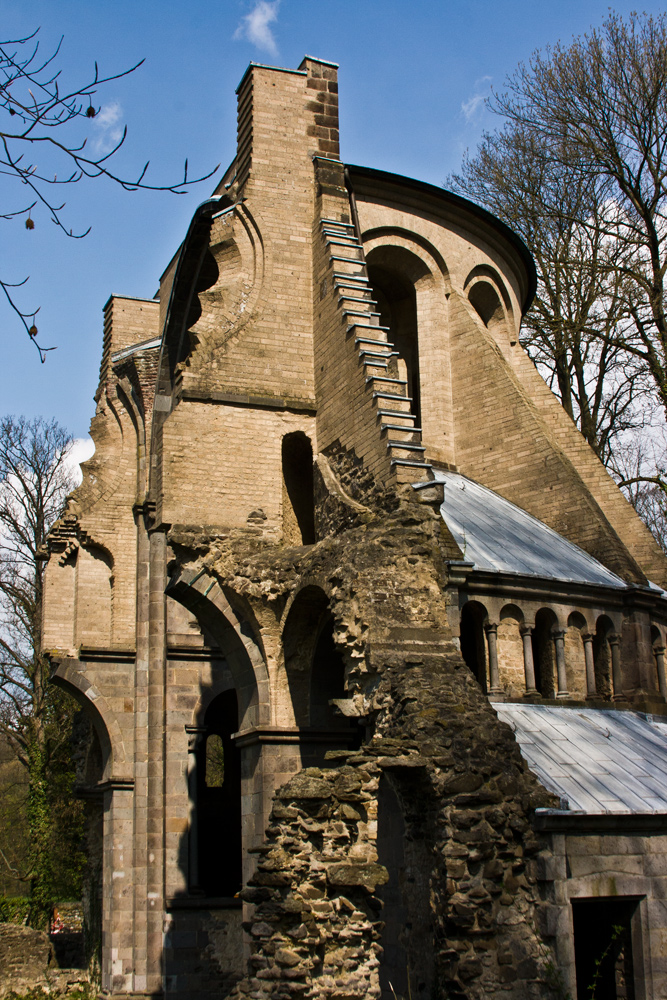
<box><xmin>432</xmin><ymin>471</ymin><xmax>627</xmax><ymax>590</ymax></box>
<box><xmin>493</xmin><ymin>702</ymin><xmax>667</xmax><ymax>814</ymax></box>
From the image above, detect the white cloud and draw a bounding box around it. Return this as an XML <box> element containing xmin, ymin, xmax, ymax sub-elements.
<box><xmin>461</xmin><ymin>76</ymin><xmax>492</xmax><ymax>123</ymax></box>
<box><xmin>67</xmin><ymin>437</ymin><xmax>95</xmax><ymax>487</ymax></box>
<box><xmin>92</xmin><ymin>101</ymin><xmax>124</xmax><ymax>156</ymax></box>
<box><xmin>234</xmin><ymin>1</ymin><xmax>280</xmax><ymax>57</ymax></box>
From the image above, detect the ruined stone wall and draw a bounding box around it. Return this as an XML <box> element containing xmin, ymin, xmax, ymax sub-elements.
<box><xmin>167</xmin><ymin>453</ymin><xmax>562</xmax><ymax>999</ymax></box>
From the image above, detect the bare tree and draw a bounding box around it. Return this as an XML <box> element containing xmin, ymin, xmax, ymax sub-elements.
<box><xmin>450</xmin><ymin>123</ymin><xmax>650</xmax><ymax>464</ymax></box>
<box><xmin>0</xmin><ymin>415</ymin><xmax>83</xmax><ymax>922</ymax></box>
<box><xmin>1</xmin><ymin>29</ymin><xmax>218</xmax><ymax>361</ymax></box>
<box><xmin>485</xmin><ymin>11</ymin><xmax>667</xmax><ymax>421</ymax></box>
<box><xmin>450</xmin><ymin>11</ymin><xmax>667</xmax><ymax>550</ymax></box>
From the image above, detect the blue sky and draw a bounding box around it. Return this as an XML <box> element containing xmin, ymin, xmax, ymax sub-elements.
<box><xmin>2</xmin><ymin>0</ymin><xmax>664</xmax><ymax>439</ymax></box>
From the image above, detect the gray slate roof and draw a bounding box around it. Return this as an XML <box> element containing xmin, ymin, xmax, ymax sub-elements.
<box><xmin>493</xmin><ymin>702</ymin><xmax>667</xmax><ymax>814</ymax></box>
<box><xmin>431</xmin><ymin>470</ymin><xmax>627</xmax><ymax>590</ymax></box>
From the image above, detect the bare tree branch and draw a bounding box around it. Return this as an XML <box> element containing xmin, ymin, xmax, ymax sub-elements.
<box><xmin>0</xmin><ymin>29</ymin><xmax>219</xmax><ymax>360</ymax></box>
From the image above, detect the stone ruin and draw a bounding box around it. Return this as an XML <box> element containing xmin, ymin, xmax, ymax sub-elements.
<box><xmin>42</xmin><ymin>56</ymin><xmax>667</xmax><ymax>999</ymax></box>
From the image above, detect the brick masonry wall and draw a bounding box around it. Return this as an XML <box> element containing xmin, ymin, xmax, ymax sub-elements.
<box><xmin>160</xmin><ymin>401</ymin><xmax>316</xmax><ymax>534</ymax></box>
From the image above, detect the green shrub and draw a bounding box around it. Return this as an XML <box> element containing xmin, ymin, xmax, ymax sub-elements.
<box><xmin>0</xmin><ymin>895</ymin><xmax>31</xmax><ymax>924</ymax></box>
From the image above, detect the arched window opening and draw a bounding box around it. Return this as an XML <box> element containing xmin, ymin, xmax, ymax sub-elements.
<box><xmin>459</xmin><ymin>601</ymin><xmax>487</xmax><ymax>692</ymax></box>
<box><xmin>367</xmin><ymin>247</ymin><xmax>428</xmax><ymax>425</ymax></box>
<box><xmin>282</xmin><ymin>432</ymin><xmax>315</xmax><ymax>545</ymax></box>
<box><xmin>310</xmin><ymin>617</ymin><xmax>348</xmax><ymax>729</ymax></box>
<box><xmin>593</xmin><ymin>616</ymin><xmax>614</xmax><ymax>702</ymax></box>
<box><xmin>197</xmin><ymin>690</ymin><xmax>242</xmax><ymax>897</ymax></box>
<box><xmin>204</xmin><ymin>733</ymin><xmax>225</xmax><ymax>788</ymax></box>
<box><xmin>532</xmin><ymin>609</ymin><xmax>557</xmax><ymax>698</ymax></box>
<box><xmin>468</xmin><ymin>280</ymin><xmax>513</xmax><ymax>347</ymax></box>
<box><xmin>468</xmin><ymin>281</ymin><xmax>504</xmax><ymax>327</ymax></box>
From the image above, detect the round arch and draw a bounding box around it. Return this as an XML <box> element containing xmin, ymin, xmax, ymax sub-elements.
<box><xmin>50</xmin><ymin>659</ymin><xmax>129</xmax><ymax>782</ymax></box>
<box><xmin>167</xmin><ymin>567</ymin><xmax>270</xmax><ymax>729</ymax></box>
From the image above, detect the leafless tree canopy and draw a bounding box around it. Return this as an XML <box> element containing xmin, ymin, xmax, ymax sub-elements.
<box><xmin>0</xmin><ymin>415</ymin><xmax>75</xmax><ymax>764</ymax></box>
<box><xmin>449</xmin><ymin>11</ymin><xmax>667</xmax><ymax>548</ymax></box>
<box><xmin>0</xmin><ymin>29</ymin><xmax>218</xmax><ymax>360</ymax></box>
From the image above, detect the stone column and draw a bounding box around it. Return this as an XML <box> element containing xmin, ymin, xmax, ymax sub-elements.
<box><xmin>655</xmin><ymin>645</ymin><xmax>667</xmax><ymax>701</ymax></box>
<box><xmin>553</xmin><ymin>630</ymin><xmax>569</xmax><ymax>698</ymax></box>
<box><xmin>146</xmin><ymin>527</ymin><xmax>167</xmax><ymax>993</ymax></box>
<box><xmin>185</xmin><ymin>726</ymin><xmax>206</xmax><ymax>894</ymax></box>
<box><xmin>101</xmin><ymin>782</ymin><xmax>135</xmax><ymax>993</ymax></box>
<box><xmin>519</xmin><ymin>625</ymin><xmax>538</xmax><ymax>695</ymax></box>
<box><xmin>609</xmin><ymin>632</ymin><xmax>623</xmax><ymax>700</ymax></box>
<box><xmin>132</xmin><ymin>506</ymin><xmax>151</xmax><ymax>995</ymax></box>
<box><xmin>582</xmin><ymin>633</ymin><xmax>597</xmax><ymax>699</ymax></box>
<box><xmin>485</xmin><ymin>623</ymin><xmax>502</xmax><ymax>695</ymax></box>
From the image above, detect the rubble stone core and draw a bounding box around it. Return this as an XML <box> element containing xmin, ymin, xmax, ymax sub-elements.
<box><xmin>42</xmin><ymin>55</ymin><xmax>667</xmax><ymax>1000</ymax></box>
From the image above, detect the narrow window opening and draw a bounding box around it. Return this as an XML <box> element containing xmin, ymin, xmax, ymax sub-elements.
<box><xmin>198</xmin><ymin>690</ymin><xmax>242</xmax><ymax>897</ymax></box>
<box><xmin>572</xmin><ymin>897</ymin><xmax>640</xmax><ymax>1000</ymax></box>
<box><xmin>367</xmin><ymin>264</ymin><xmax>421</xmax><ymax>425</ymax></box>
<box><xmin>204</xmin><ymin>733</ymin><xmax>224</xmax><ymax>788</ymax></box>
<box><xmin>282</xmin><ymin>432</ymin><xmax>315</xmax><ymax>545</ymax></box>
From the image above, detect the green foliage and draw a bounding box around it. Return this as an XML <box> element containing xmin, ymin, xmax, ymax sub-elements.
<box><xmin>0</xmin><ymin>417</ymin><xmax>87</xmax><ymax>927</ymax></box>
<box><xmin>587</xmin><ymin>923</ymin><xmax>625</xmax><ymax>1000</ymax></box>
<box><xmin>205</xmin><ymin>733</ymin><xmax>225</xmax><ymax>787</ymax></box>
<box><xmin>0</xmin><ymin>895</ymin><xmax>30</xmax><ymax>924</ymax></box>
<box><xmin>3</xmin><ymin>986</ymin><xmax>95</xmax><ymax>1000</ymax></box>
<box><xmin>24</xmin><ymin>694</ymin><xmax>87</xmax><ymax>928</ymax></box>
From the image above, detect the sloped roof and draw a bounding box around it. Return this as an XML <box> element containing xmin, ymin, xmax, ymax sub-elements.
<box><xmin>432</xmin><ymin>471</ymin><xmax>627</xmax><ymax>590</ymax></box>
<box><xmin>493</xmin><ymin>702</ymin><xmax>667</xmax><ymax>814</ymax></box>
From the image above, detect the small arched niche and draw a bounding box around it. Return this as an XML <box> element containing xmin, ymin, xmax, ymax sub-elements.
<box><xmin>366</xmin><ymin>246</ymin><xmax>431</xmax><ymax>425</ymax></box>
<box><xmin>459</xmin><ymin>600</ymin><xmax>488</xmax><ymax>692</ymax></box>
<box><xmin>467</xmin><ymin>279</ymin><xmax>514</xmax><ymax>347</ymax></box>
<box><xmin>532</xmin><ymin>608</ymin><xmax>558</xmax><ymax>698</ymax></box>
<box><xmin>593</xmin><ymin>615</ymin><xmax>614</xmax><ymax>701</ymax></box>
<box><xmin>282</xmin><ymin>432</ymin><xmax>315</xmax><ymax>545</ymax></box>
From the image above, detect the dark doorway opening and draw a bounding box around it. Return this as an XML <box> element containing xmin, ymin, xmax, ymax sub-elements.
<box><xmin>198</xmin><ymin>690</ymin><xmax>242</xmax><ymax>897</ymax></box>
<box><xmin>367</xmin><ymin>257</ymin><xmax>421</xmax><ymax>425</ymax></box>
<box><xmin>282</xmin><ymin>432</ymin><xmax>315</xmax><ymax>545</ymax></box>
<box><xmin>572</xmin><ymin>896</ymin><xmax>640</xmax><ymax>1000</ymax></box>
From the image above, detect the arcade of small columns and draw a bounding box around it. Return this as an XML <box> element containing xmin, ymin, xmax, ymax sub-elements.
<box><xmin>454</xmin><ymin>587</ymin><xmax>667</xmax><ymax>704</ymax></box>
